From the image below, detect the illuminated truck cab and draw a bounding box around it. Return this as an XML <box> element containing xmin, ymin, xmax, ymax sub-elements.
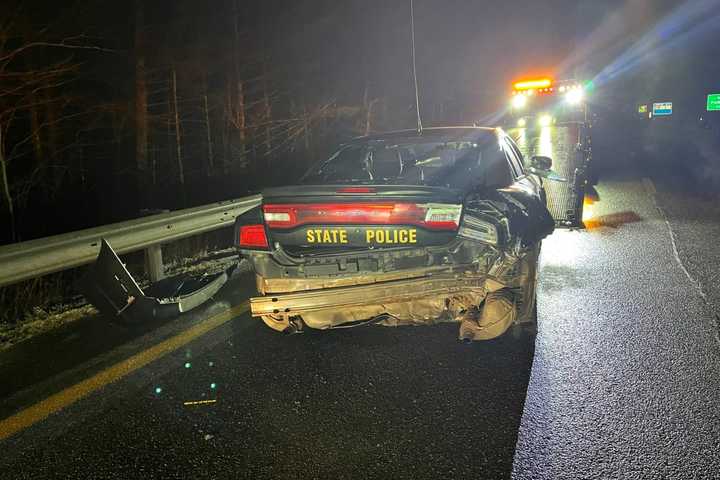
<box><xmin>509</xmin><ymin>77</ymin><xmax>588</xmax><ymax>128</ymax></box>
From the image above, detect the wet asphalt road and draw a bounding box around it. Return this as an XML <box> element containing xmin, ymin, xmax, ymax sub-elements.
<box><xmin>513</xmin><ymin>176</ymin><xmax>720</xmax><ymax>479</ymax></box>
<box><xmin>653</xmin><ymin>184</ymin><xmax>720</xmax><ymax>319</ymax></box>
<box><xmin>2</xmin><ymin>128</ymin><xmax>720</xmax><ymax>479</ymax></box>
<box><xmin>0</xmin><ymin>289</ymin><xmax>535</xmax><ymax>479</ymax></box>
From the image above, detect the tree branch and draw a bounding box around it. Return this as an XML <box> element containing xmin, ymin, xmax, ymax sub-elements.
<box><xmin>0</xmin><ymin>40</ymin><xmax>117</xmax><ymax>65</ymax></box>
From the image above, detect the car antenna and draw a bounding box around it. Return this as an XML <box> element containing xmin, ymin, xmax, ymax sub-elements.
<box><xmin>410</xmin><ymin>0</ymin><xmax>423</xmax><ymax>134</ymax></box>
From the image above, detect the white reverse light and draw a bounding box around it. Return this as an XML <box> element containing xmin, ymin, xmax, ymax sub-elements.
<box><xmin>511</xmin><ymin>94</ymin><xmax>527</xmax><ymax>109</ymax></box>
<box><xmin>264</xmin><ymin>212</ymin><xmax>290</xmax><ymax>222</ymax></box>
<box><xmin>423</xmin><ymin>204</ymin><xmax>463</xmax><ymax>226</ymax></box>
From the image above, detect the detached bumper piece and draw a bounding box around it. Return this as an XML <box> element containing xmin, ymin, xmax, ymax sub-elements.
<box><xmin>79</xmin><ymin>239</ymin><xmax>233</xmax><ymax>324</ymax></box>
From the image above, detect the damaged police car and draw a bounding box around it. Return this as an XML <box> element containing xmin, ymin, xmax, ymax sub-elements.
<box><xmin>235</xmin><ymin>127</ymin><xmax>559</xmax><ymax>341</ymax></box>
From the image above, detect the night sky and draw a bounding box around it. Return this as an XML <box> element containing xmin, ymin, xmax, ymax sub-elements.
<box><xmin>1</xmin><ymin>0</ymin><xmax>718</xmax><ymax>242</ymax></box>
<box><xmin>253</xmin><ymin>0</ymin><xmax>719</xmax><ymax>122</ymax></box>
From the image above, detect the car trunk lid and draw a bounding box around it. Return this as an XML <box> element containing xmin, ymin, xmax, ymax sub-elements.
<box><xmin>261</xmin><ymin>185</ymin><xmax>463</xmax><ymax>251</ymax></box>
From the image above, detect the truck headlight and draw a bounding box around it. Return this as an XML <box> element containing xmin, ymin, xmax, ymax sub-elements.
<box><xmin>511</xmin><ymin>95</ymin><xmax>527</xmax><ymax>109</ymax></box>
<box><xmin>565</xmin><ymin>89</ymin><xmax>584</xmax><ymax>105</ymax></box>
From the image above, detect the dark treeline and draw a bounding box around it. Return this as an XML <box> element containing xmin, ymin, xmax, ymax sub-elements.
<box><xmin>2</xmin><ymin>0</ymin><xmax>713</xmax><ymax>245</ymax></box>
<box><xmin>0</xmin><ymin>0</ymin><xmax>437</xmax><ymax>245</ymax></box>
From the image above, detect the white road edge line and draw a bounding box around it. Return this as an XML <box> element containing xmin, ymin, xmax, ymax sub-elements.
<box><xmin>643</xmin><ymin>177</ymin><xmax>708</xmax><ymax>304</ymax></box>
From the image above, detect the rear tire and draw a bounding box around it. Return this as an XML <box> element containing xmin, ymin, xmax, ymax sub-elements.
<box><xmin>260</xmin><ymin>314</ymin><xmax>291</xmax><ymax>332</ymax></box>
<box><xmin>517</xmin><ymin>243</ymin><xmax>540</xmax><ymax>323</ymax></box>
<box><xmin>511</xmin><ymin>244</ymin><xmax>540</xmax><ymax>338</ymax></box>
<box><xmin>511</xmin><ymin>292</ymin><xmax>537</xmax><ymax>339</ymax></box>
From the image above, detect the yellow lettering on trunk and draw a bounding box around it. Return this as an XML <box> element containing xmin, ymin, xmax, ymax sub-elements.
<box><xmin>365</xmin><ymin>229</ymin><xmax>418</xmax><ymax>244</ymax></box>
<box><xmin>307</xmin><ymin>229</ymin><xmax>350</xmax><ymax>244</ymax></box>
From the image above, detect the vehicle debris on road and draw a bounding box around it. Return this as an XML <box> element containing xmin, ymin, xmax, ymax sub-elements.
<box><xmin>80</xmin><ymin>239</ymin><xmax>235</xmax><ymax>324</ymax></box>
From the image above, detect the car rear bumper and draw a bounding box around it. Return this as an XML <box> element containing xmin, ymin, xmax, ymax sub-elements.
<box><xmin>250</xmin><ymin>273</ymin><xmax>491</xmax><ymax>318</ymax></box>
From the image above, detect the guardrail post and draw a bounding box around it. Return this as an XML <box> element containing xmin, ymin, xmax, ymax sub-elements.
<box><xmin>145</xmin><ymin>244</ymin><xmax>165</xmax><ymax>283</ymax></box>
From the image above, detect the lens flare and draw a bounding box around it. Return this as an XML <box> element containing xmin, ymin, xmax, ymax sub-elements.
<box><xmin>591</xmin><ymin>0</ymin><xmax>720</xmax><ymax>87</ymax></box>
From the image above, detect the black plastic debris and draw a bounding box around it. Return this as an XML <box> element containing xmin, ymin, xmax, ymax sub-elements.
<box><xmin>79</xmin><ymin>239</ymin><xmax>235</xmax><ymax>324</ymax></box>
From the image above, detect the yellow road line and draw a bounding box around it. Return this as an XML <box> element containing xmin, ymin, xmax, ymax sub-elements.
<box><xmin>0</xmin><ymin>302</ymin><xmax>249</xmax><ymax>441</ymax></box>
<box><xmin>183</xmin><ymin>399</ymin><xmax>217</xmax><ymax>406</ymax></box>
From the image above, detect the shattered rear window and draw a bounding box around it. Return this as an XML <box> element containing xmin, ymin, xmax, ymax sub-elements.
<box><xmin>301</xmin><ymin>133</ymin><xmax>512</xmax><ymax>190</ymax></box>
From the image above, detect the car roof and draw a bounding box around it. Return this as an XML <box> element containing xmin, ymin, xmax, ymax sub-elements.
<box><xmin>344</xmin><ymin>126</ymin><xmax>502</xmax><ymax>146</ymax></box>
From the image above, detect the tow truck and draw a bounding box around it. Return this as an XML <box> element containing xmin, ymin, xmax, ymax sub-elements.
<box><xmin>505</xmin><ymin>77</ymin><xmax>592</xmax><ymax>227</ymax></box>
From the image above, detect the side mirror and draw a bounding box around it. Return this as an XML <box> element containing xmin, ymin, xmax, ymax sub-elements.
<box><xmin>528</xmin><ymin>155</ymin><xmax>566</xmax><ymax>181</ymax></box>
<box><xmin>530</xmin><ymin>155</ymin><xmax>552</xmax><ymax>170</ymax></box>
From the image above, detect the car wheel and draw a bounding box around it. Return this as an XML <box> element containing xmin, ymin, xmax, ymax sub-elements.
<box><xmin>518</xmin><ymin>243</ymin><xmax>540</xmax><ymax>321</ymax></box>
<box><xmin>260</xmin><ymin>314</ymin><xmax>291</xmax><ymax>332</ymax></box>
<box><xmin>511</xmin><ymin>291</ymin><xmax>537</xmax><ymax>338</ymax></box>
<box><xmin>510</xmin><ymin>245</ymin><xmax>540</xmax><ymax>338</ymax></box>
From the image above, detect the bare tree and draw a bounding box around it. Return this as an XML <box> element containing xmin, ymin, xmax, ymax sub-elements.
<box><xmin>134</xmin><ymin>0</ymin><xmax>148</xmax><ymax>176</ymax></box>
<box><xmin>0</xmin><ymin>2</ymin><xmax>114</xmax><ymax>241</ymax></box>
<box><xmin>170</xmin><ymin>66</ymin><xmax>185</xmax><ymax>193</ymax></box>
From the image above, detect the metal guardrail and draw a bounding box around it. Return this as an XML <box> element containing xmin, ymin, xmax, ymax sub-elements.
<box><xmin>0</xmin><ymin>195</ymin><xmax>261</xmax><ymax>288</ymax></box>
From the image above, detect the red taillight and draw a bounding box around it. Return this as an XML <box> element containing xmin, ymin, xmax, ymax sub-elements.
<box><xmin>263</xmin><ymin>203</ymin><xmax>462</xmax><ymax>231</ymax></box>
<box><xmin>238</xmin><ymin>224</ymin><xmax>269</xmax><ymax>248</ymax></box>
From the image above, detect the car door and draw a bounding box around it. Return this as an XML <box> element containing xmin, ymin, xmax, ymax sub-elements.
<box><xmin>501</xmin><ymin>135</ymin><xmax>544</xmax><ymax>199</ymax></box>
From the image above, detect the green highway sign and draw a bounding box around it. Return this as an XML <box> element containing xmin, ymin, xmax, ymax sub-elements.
<box><xmin>707</xmin><ymin>94</ymin><xmax>720</xmax><ymax>112</ymax></box>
